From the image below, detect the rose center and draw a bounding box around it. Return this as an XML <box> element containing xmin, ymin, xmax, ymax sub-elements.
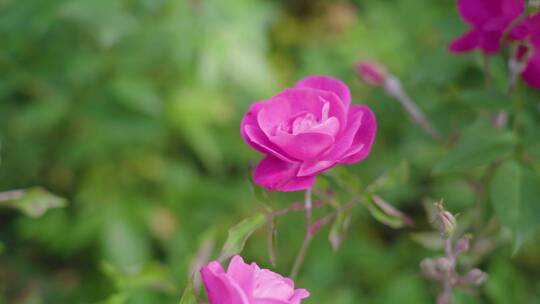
<box><xmin>277</xmin><ymin>101</ymin><xmax>332</xmax><ymax>135</ymax></box>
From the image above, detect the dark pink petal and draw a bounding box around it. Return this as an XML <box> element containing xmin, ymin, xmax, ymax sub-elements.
<box><xmin>274</xmin><ymin>89</ymin><xmax>348</xmax><ymax>133</ymax></box>
<box><xmin>449</xmin><ymin>30</ymin><xmax>481</xmax><ymax>53</ymax></box>
<box><xmin>522</xmin><ymin>50</ymin><xmax>540</xmax><ymax>88</ymax></box>
<box><xmin>294</xmin><ymin>75</ymin><xmax>351</xmax><ymax>109</ymax></box>
<box><xmin>227</xmin><ymin>256</ymin><xmax>255</xmax><ymax>301</ymax></box>
<box><xmin>253</xmin><ymin>156</ymin><xmax>315</xmax><ymax>192</ymax></box>
<box><xmin>244</xmin><ymin>125</ymin><xmax>295</xmax><ymax>162</ymax></box>
<box><xmin>338</xmin><ymin>105</ymin><xmax>377</xmax><ymax>164</ymax></box>
<box><xmin>479</xmin><ymin>30</ymin><xmax>503</xmax><ymax>54</ymax></box>
<box><xmin>457</xmin><ymin>0</ymin><xmax>492</xmax><ymax>27</ymax></box>
<box><xmin>270</xmin><ymin>131</ymin><xmax>334</xmax><ymax>161</ymax></box>
<box><xmin>501</xmin><ymin>0</ymin><xmax>525</xmax><ymax>22</ymax></box>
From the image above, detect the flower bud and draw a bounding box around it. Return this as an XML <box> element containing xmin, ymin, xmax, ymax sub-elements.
<box><xmin>434</xmin><ymin>257</ymin><xmax>453</xmax><ymax>274</ymax></box>
<box><xmin>454</xmin><ymin>235</ymin><xmax>471</xmax><ymax>256</ymax></box>
<box><xmin>355</xmin><ymin>62</ymin><xmax>387</xmax><ymax>87</ymax></box>
<box><xmin>431</xmin><ymin>202</ymin><xmax>457</xmax><ymax>238</ymax></box>
<box><xmin>420</xmin><ymin>258</ymin><xmax>441</xmax><ymax>280</ymax></box>
<box><xmin>462</xmin><ymin>268</ymin><xmax>488</xmax><ymax>286</ymax></box>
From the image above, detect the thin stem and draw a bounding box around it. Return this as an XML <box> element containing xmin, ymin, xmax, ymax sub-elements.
<box><xmin>483</xmin><ymin>54</ymin><xmax>491</xmax><ymax>88</ymax></box>
<box><xmin>290</xmin><ymin>188</ymin><xmax>313</xmax><ymax>279</ymax></box>
<box><xmin>0</xmin><ymin>189</ymin><xmax>24</xmax><ymax>203</ymax></box>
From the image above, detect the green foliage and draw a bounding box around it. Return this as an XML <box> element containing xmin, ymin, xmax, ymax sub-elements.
<box><xmin>490</xmin><ymin>160</ymin><xmax>540</xmax><ymax>252</ymax></box>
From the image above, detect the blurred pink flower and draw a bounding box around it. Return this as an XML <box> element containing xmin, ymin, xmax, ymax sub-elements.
<box><xmin>511</xmin><ymin>12</ymin><xmax>540</xmax><ymax>88</ymax></box>
<box><xmin>241</xmin><ymin>75</ymin><xmax>377</xmax><ymax>191</ymax></box>
<box><xmin>355</xmin><ymin>62</ymin><xmax>387</xmax><ymax>86</ymax></box>
<box><xmin>449</xmin><ymin>0</ymin><xmax>525</xmax><ymax>55</ymax></box>
<box><xmin>201</xmin><ymin>255</ymin><xmax>310</xmax><ymax>304</ymax></box>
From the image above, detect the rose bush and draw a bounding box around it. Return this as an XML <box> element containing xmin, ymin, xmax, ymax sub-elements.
<box><xmin>240</xmin><ymin>76</ymin><xmax>377</xmax><ymax>191</ymax></box>
<box><xmin>449</xmin><ymin>0</ymin><xmax>524</xmax><ymax>55</ymax></box>
<box><xmin>201</xmin><ymin>255</ymin><xmax>310</xmax><ymax>304</ymax></box>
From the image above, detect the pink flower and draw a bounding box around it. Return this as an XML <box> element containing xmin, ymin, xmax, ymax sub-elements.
<box><xmin>449</xmin><ymin>0</ymin><xmax>525</xmax><ymax>55</ymax></box>
<box><xmin>511</xmin><ymin>12</ymin><xmax>540</xmax><ymax>88</ymax></box>
<box><xmin>241</xmin><ymin>75</ymin><xmax>377</xmax><ymax>191</ymax></box>
<box><xmin>355</xmin><ymin>62</ymin><xmax>387</xmax><ymax>86</ymax></box>
<box><xmin>200</xmin><ymin>255</ymin><xmax>310</xmax><ymax>304</ymax></box>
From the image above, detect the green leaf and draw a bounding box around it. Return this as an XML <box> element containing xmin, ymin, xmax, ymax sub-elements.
<box><xmin>363</xmin><ymin>194</ymin><xmax>414</xmax><ymax>229</ymax></box>
<box><xmin>460</xmin><ymin>89</ymin><xmax>510</xmax><ymax>111</ymax></box>
<box><xmin>219</xmin><ymin>213</ymin><xmax>267</xmax><ymax>261</ymax></box>
<box><xmin>367</xmin><ymin>161</ymin><xmax>410</xmax><ymax>192</ymax></box>
<box><xmin>101</xmin><ymin>261</ymin><xmax>177</xmax><ymax>294</ymax></box>
<box><xmin>0</xmin><ymin>187</ymin><xmax>67</xmax><ymax>218</ymax></box>
<box><xmin>489</xmin><ymin>160</ymin><xmax>540</xmax><ymax>252</ymax></box>
<box><xmin>434</xmin><ymin>121</ymin><xmax>516</xmax><ymax>174</ymax></box>
<box><xmin>179</xmin><ymin>278</ymin><xmax>198</xmax><ymax>304</ymax></box>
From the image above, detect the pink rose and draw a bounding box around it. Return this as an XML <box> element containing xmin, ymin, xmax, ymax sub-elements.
<box><xmin>200</xmin><ymin>255</ymin><xmax>310</xmax><ymax>304</ymax></box>
<box><xmin>449</xmin><ymin>0</ymin><xmax>524</xmax><ymax>55</ymax></box>
<box><xmin>240</xmin><ymin>75</ymin><xmax>377</xmax><ymax>191</ymax></box>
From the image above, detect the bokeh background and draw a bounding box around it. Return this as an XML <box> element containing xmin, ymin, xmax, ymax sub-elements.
<box><xmin>1</xmin><ymin>0</ymin><xmax>540</xmax><ymax>303</ymax></box>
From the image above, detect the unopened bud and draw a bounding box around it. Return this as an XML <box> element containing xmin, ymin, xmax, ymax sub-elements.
<box><xmin>462</xmin><ymin>268</ymin><xmax>488</xmax><ymax>286</ymax></box>
<box><xmin>355</xmin><ymin>61</ymin><xmax>387</xmax><ymax>87</ymax></box>
<box><xmin>454</xmin><ymin>235</ymin><xmax>471</xmax><ymax>256</ymax></box>
<box><xmin>431</xmin><ymin>202</ymin><xmax>457</xmax><ymax>238</ymax></box>
<box><xmin>420</xmin><ymin>258</ymin><xmax>441</xmax><ymax>280</ymax></box>
<box><xmin>435</xmin><ymin>257</ymin><xmax>453</xmax><ymax>274</ymax></box>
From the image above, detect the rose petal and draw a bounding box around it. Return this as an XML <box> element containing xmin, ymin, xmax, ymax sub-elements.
<box><xmin>274</xmin><ymin>88</ymin><xmax>347</xmax><ymax>134</ymax></box>
<box><xmin>522</xmin><ymin>50</ymin><xmax>540</xmax><ymax>88</ymax></box>
<box><xmin>227</xmin><ymin>256</ymin><xmax>255</xmax><ymax>300</ymax></box>
<box><xmin>294</xmin><ymin>75</ymin><xmax>351</xmax><ymax>109</ymax></box>
<box><xmin>201</xmin><ymin>262</ymin><xmax>250</xmax><ymax>304</ymax></box>
<box><xmin>297</xmin><ymin>160</ymin><xmax>335</xmax><ymax>177</ymax></box>
<box><xmin>244</xmin><ymin>125</ymin><xmax>295</xmax><ymax>162</ymax></box>
<box><xmin>270</xmin><ymin>131</ymin><xmax>334</xmax><ymax>161</ymax></box>
<box><xmin>338</xmin><ymin>105</ymin><xmax>377</xmax><ymax>164</ymax></box>
<box><xmin>253</xmin><ymin>156</ymin><xmax>315</xmax><ymax>191</ymax></box>
<box><xmin>289</xmin><ymin>289</ymin><xmax>310</xmax><ymax>304</ymax></box>
<box><xmin>479</xmin><ymin>30</ymin><xmax>503</xmax><ymax>54</ymax></box>
<box><xmin>449</xmin><ymin>30</ymin><xmax>481</xmax><ymax>53</ymax></box>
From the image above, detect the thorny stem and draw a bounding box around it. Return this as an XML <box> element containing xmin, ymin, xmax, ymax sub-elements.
<box><xmin>290</xmin><ymin>188</ymin><xmax>313</xmax><ymax>279</ymax></box>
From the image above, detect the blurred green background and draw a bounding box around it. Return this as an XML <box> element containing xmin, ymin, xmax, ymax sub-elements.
<box><xmin>1</xmin><ymin>0</ymin><xmax>540</xmax><ymax>303</ymax></box>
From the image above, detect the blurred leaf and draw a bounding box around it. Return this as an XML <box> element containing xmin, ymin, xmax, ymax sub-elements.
<box><xmin>460</xmin><ymin>89</ymin><xmax>510</xmax><ymax>111</ymax></box>
<box><xmin>367</xmin><ymin>160</ymin><xmax>410</xmax><ymax>192</ymax></box>
<box><xmin>101</xmin><ymin>261</ymin><xmax>177</xmax><ymax>294</ymax></box>
<box><xmin>489</xmin><ymin>160</ymin><xmax>540</xmax><ymax>252</ymax></box>
<box><xmin>410</xmin><ymin>231</ymin><xmax>444</xmax><ymax>250</ymax></box>
<box><xmin>219</xmin><ymin>213</ymin><xmax>267</xmax><ymax>261</ymax></box>
<box><xmin>434</xmin><ymin>121</ymin><xmax>516</xmax><ymax>174</ymax></box>
<box><xmin>179</xmin><ymin>277</ymin><xmax>197</xmax><ymax>304</ymax></box>
<box><xmin>0</xmin><ymin>187</ymin><xmax>67</xmax><ymax>218</ymax></box>
<box><xmin>363</xmin><ymin>194</ymin><xmax>414</xmax><ymax>229</ymax></box>
<box><xmin>102</xmin><ymin>211</ymin><xmax>151</xmax><ymax>268</ymax></box>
